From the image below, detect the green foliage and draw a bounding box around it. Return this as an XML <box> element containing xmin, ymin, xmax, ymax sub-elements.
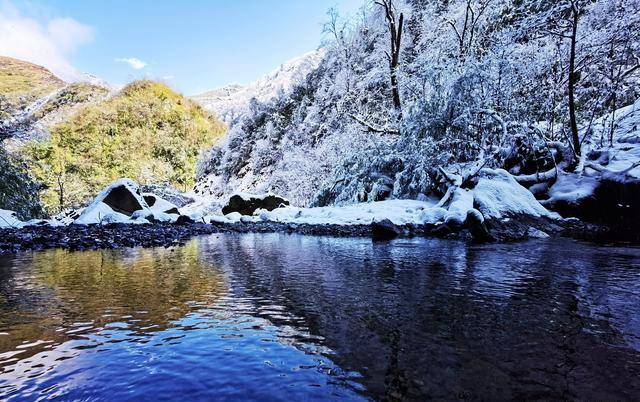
<box><xmin>24</xmin><ymin>80</ymin><xmax>226</xmax><ymax>213</ymax></box>
<box><xmin>0</xmin><ymin>147</ymin><xmax>43</xmax><ymax>219</ymax></box>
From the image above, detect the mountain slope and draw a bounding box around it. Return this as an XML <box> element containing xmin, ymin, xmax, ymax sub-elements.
<box><xmin>193</xmin><ymin>0</ymin><xmax>640</xmax><ymax>209</ymax></box>
<box><xmin>24</xmin><ymin>80</ymin><xmax>227</xmax><ymax>212</ymax></box>
<box><xmin>192</xmin><ymin>49</ymin><xmax>325</xmax><ymax>123</ymax></box>
<box><xmin>0</xmin><ymin>56</ymin><xmax>65</xmax><ymax>121</ymax></box>
<box><xmin>0</xmin><ymin>56</ymin><xmax>111</xmax><ymax>142</ymax></box>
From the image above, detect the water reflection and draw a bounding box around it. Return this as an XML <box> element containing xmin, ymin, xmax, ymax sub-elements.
<box><xmin>0</xmin><ymin>234</ymin><xmax>639</xmax><ymax>401</ymax></box>
<box><xmin>194</xmin><ymin>234</ymin><xmax>640</xmax><ymax>401</ymax></box>
<box><xmin>0</xmin><ymin>243</ymin><xmax>224</xmax><ymax>362</ymax></box>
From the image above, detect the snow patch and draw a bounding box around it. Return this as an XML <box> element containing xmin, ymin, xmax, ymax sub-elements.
<box><xmin>548</xmin><ymin>173</ymin><xmax>599</xmax><ymax>204</ymax></box>
<box><xmin>0</xmin><ymin>210</ymin><xmax>24</xmax><ymax>228</ymax></box>
<box><xmin>253</xmin><ymin>199</ymin><xmax>437</xmax><ymax>226</ymax></box>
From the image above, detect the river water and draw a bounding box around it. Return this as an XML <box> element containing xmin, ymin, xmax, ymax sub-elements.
<box><xmin>0</xmin><ymin>234</ymin><xmax>639</xmax><ymax>401</ymax></box>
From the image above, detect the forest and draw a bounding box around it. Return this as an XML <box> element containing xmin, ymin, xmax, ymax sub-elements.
<box><xmin>195</xmin><ymin>0</ymin><xmax>640</xmax><ymax>220</ymax></box>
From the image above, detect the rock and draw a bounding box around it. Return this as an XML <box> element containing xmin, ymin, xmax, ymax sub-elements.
<box><xmin>75</xmin><ymin>179</ymin><xmax>150</xmax><ymax>225</ymax></box>
<box><xmin>222</xmin><ymin>193</ymin><xmax>290</xmax><ymax>216</ymax></box>
<box><xmin>527</xmin><ymin>227</ymin><xmax>550</xmax><ymax>239</ymax></box>
<box><xmin>174</xmin><ymin>215</ymin><xmax>195</xmax><ymax>225</ymax></box>
<box><xmin>464</xmin><ymin>209</ymin><xmax>494</xmax><ymax>242</ymax></box>
<box><xmin>142</xmin><ymin>193</ymin><xmax>180</xmax><ymax>215</ymax></box>
<box><xmin>102</xmin><ymin>184</ymin><xmax>144</xmax><ymax>214</ymax></box>
<box><xmin>371</xmin><ymin>219</ymin><xmax>402</xmax><ymax>240</ymax></box>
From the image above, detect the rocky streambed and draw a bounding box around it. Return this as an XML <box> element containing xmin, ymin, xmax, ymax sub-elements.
<box><xmin>0</xmin><ymin>214</ymin><xmax>606</xmax><ymax>254</ymax></box>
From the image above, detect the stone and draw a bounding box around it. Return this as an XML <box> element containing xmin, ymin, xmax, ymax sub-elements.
<box><xmin>371</xmin><ymin>219</ymin><xmax>402</xmax><ymax>240</ymax></box>
<box><xmin>222</xmin><ymin>193</ymin><xmax>289</xmax><ymax>216</ymax></box>
<box><xmin>174</xmin><ymin>215</ymin><xmax>195</xmax><ymax>225</ymax></box>
<box><xmin>465</xmin><ymin>209</ymin><xmax>494</xmax><ymax>242</ymax></box>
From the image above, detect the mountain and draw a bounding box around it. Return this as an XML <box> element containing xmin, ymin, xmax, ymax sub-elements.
<box><xmin>192</xmin><ymin>49</ymin><xmax>325</xmax><ymax>123</ymax></box>
<box><xmin>0</xmin><ymin>56</ymin><xmax>65</xmax><ymax>120</ymax></box>
<box><xmin>193</xmin><ymin>0</ymin><xmax>640</xmax><ymax>211</ymax></box>
<box><xmin>24</xmin><ymin>80</ymin><xmax>226</xmax><ymax>212</ymax></box>
<box><xmin>0</xmin><ymin>55</ymin><xmax>111</xmax><ymax>142</ymax></box>
<box><xmin>0</xmin><ymin>56</ymin><xmax>225</xmax><ymax>216</ymax></box>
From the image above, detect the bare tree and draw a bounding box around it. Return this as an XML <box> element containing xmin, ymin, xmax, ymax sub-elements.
<box><xmin>375</xmin><ymin>0</ymin><xmax>404</xmax><ymax>114</ymax></box>
<box><xmin>447</xmin><ymin>0</ymin><xmax>491</xmax><ymax>60</ymax></box>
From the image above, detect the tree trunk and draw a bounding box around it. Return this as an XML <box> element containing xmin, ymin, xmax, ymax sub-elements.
<box><xmin>390</xmin><ymin>13</ymin><xmax>403</xmax><ymax>112</ymax></box>
<box><xmin>567</xmin><ymin>2</ymin><xmax>581</xmax><ymax>159</ymax></box>
<box><xmin>376</xmin><ymin>1</ymin><xmax>403</xmax><ymax>116</ymax></box>
<box><xmin>57</xmin><ymin>175</ymin><xmax>64</xmax><ymax>211</ymax></box>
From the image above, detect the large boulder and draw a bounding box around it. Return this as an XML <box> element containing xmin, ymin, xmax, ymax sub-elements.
<box><xmin>222</xmin><ymin>193</ymin><xmax>289</xmax><ymax>216</ymax></box>
<box><xmin>371</xmin><ymin>218</ymin><xmax>403</xmax><ymax>240</ymax></box>
<box><xmin>74</xmin><ymin>179</ymin><xmax>150</xmax><ymax>225</ymax></box>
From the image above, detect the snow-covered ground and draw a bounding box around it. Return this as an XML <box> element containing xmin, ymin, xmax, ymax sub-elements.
<box><xmin>201</xmin><ymin>168</ymin><xmax>559</xmax><ymax>226</ymax></box>
<box><xmin>242</xmin><ymin>199</ymin><xmax>438</xmax><ymax>225</ymax></box>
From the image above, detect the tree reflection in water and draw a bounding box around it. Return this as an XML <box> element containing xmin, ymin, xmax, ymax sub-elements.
<box><xmin>0</xmin><ymin>243</ymin><xmax>225</xmax><ymax>368</ymax></box>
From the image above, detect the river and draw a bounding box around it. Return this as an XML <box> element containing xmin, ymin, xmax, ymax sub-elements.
<box><xmin>1</xmin><ymin>233</ymin><xmax>639</xmax><ymax>401</ymax></box>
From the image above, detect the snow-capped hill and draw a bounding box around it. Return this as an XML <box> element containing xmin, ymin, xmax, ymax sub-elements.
<box><xmin>192</xmin><ymin>49</ymin><xmax>326</xmax><ymax>123</ymax></box>
<box><xmin>76</xmin><ymin>72</ymin><xmax>113</xmax><ymax>91</ymax></box>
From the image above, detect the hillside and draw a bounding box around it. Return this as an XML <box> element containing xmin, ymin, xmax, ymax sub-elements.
<box><xmin>0</xmin><ymin>56</ymin><xmax>65</xmax><ymax>122</ymax></box>
<box><xmin>0</xmin><ymin>56</ymin><xmax>111</xmax><ymax>142</ymax></box>
<box><xmin>192</xmin><ymin>50</ymin><xmax>325</xmax><ymax>123</ymax></box>
<box><xmin>24</xmin><ymin>80</ymin><xmax>226</xmax><ymax>212</ymax></box>
<box><xmin>194</xmin><ymin>0</ymin><xmax>640</xmax><ymax>210</ymax></box>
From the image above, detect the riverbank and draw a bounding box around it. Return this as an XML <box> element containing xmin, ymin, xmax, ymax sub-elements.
<box><xmin>0</xmin><ymin>214</ymin><xmax>607</xmax><ymax>254</ymax></box>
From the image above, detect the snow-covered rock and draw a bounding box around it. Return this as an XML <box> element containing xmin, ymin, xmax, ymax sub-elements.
<box><xmin>222</xmin><ymin>193</ymin><xmax>290</xmax><ymax>216</ymax></box>
<box><xmin>74</xmin><ymin>179</ymin><xmax>151</xmax><ymax>225</ymax></box>
<box><xmin>443</xmin><ymin>188</ymin><xmax>474</xmax><ymax>226</ymax></box>
<box><xmin>547</xmin><ymin>173</ymin><xmax>599</xmax><ymax>204</ymax></box>
<box><xmin>474</xmin><ymin>169</ymin><xmax>559</xmax><ymax>219</ymax></box>
<box><xmin>143</xmin><ymin>193</ymin><xmax>180</xmax><ymax>215</ymax></box>
<box><xmin>0</xmin><ymin>209</ymin><xmax>24</xmax><ymax>228</ymax></box>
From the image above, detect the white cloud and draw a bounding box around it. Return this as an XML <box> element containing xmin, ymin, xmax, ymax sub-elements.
<box><xmin>0</xmin><ymin>0</ymin><xmax>94</xmax><ymax>81</ymax></box>
<box><xmin>162</xmin><ymin>75</ymin><xmax>174</xmax><ymax>80</ymax></box>
<box><xmin>115</xmin><ymin>57</ymin><xmax>147</xmax><ymax>70</ymax></box>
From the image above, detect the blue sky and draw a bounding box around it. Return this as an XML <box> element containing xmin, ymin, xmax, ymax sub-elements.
<box><xmin>0</xmin><ymin>0</ymin><xmax>364</xmax><ymax>95</ymax></box>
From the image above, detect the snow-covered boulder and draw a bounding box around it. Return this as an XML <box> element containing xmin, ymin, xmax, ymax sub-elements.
<box><xmin>443</xmin><ymin>188</ymin><xmax>474</xmax><ymax>226</ymax></box>
<box><xmin>0</xmin><ymin>209</ymin><xmax>24</xmax><ymax>228</ymax></box>
<box><xmin>142</xmin><ymin>193</ymin><xmax>180</xmax><ymax>215</ymax></box>
<box><xmin>222</xmin><ymin>193</ymin><xmax>289</xmax><ymax>216</ymax></box>
<box><xmin>474</xmin><ymin>169</ymin><xmax>559</xmax><ymax>219</ymax></box>
<box><xmin>74</xmin><ymin>179</ymin><xmax>150</xmax><ymax>225</ymax></box>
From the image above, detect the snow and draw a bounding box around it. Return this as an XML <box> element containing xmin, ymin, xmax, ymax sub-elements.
<box><xmin>443</xmin><ymin>188</ymin><xmax>474</xmax><ymax>225</ymax></box>
<box><xmin>253</xmin><ymin>199</ymin><xmax>437</xmax><ymax>226</ymax></box>
<box><xmin>144</xmin><ymin>193</ymin><xmax>179</xmax><ymax>215</ymax></box>
<box><xmin>0</xmin><ymin>209</ymin><xmax>24</xmax><ymax>228</ymax></box>
<box><xmin>548</xmin><ymin>172</ymin><xmax>599</xmax><ymax>204</ymax></box>
<box><xmin>219</xmin><ymin>171</ymin><xmax>559</xmax><ymax>227</ymax></box>
<box><xmin>474</xmin><ymin>169</ymin><xmax>560</xmax><ymax>219</ymax></box>
<box><xmin>192</xmin><ymin>50</ymin><xmax>325</xmax><ymax>123</ymax></box>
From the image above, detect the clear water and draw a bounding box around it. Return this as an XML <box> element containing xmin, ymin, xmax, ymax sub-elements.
<box><xmin>0</xmin><ymin>234</ymin><xmax>639</xmax><ymax>401</ymax></box>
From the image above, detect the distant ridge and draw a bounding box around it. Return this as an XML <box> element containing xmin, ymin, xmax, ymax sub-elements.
<box><xmin>192</xmin><ymin>49</ymin><xmax>325</xmax><ymax>123</ymax></box>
